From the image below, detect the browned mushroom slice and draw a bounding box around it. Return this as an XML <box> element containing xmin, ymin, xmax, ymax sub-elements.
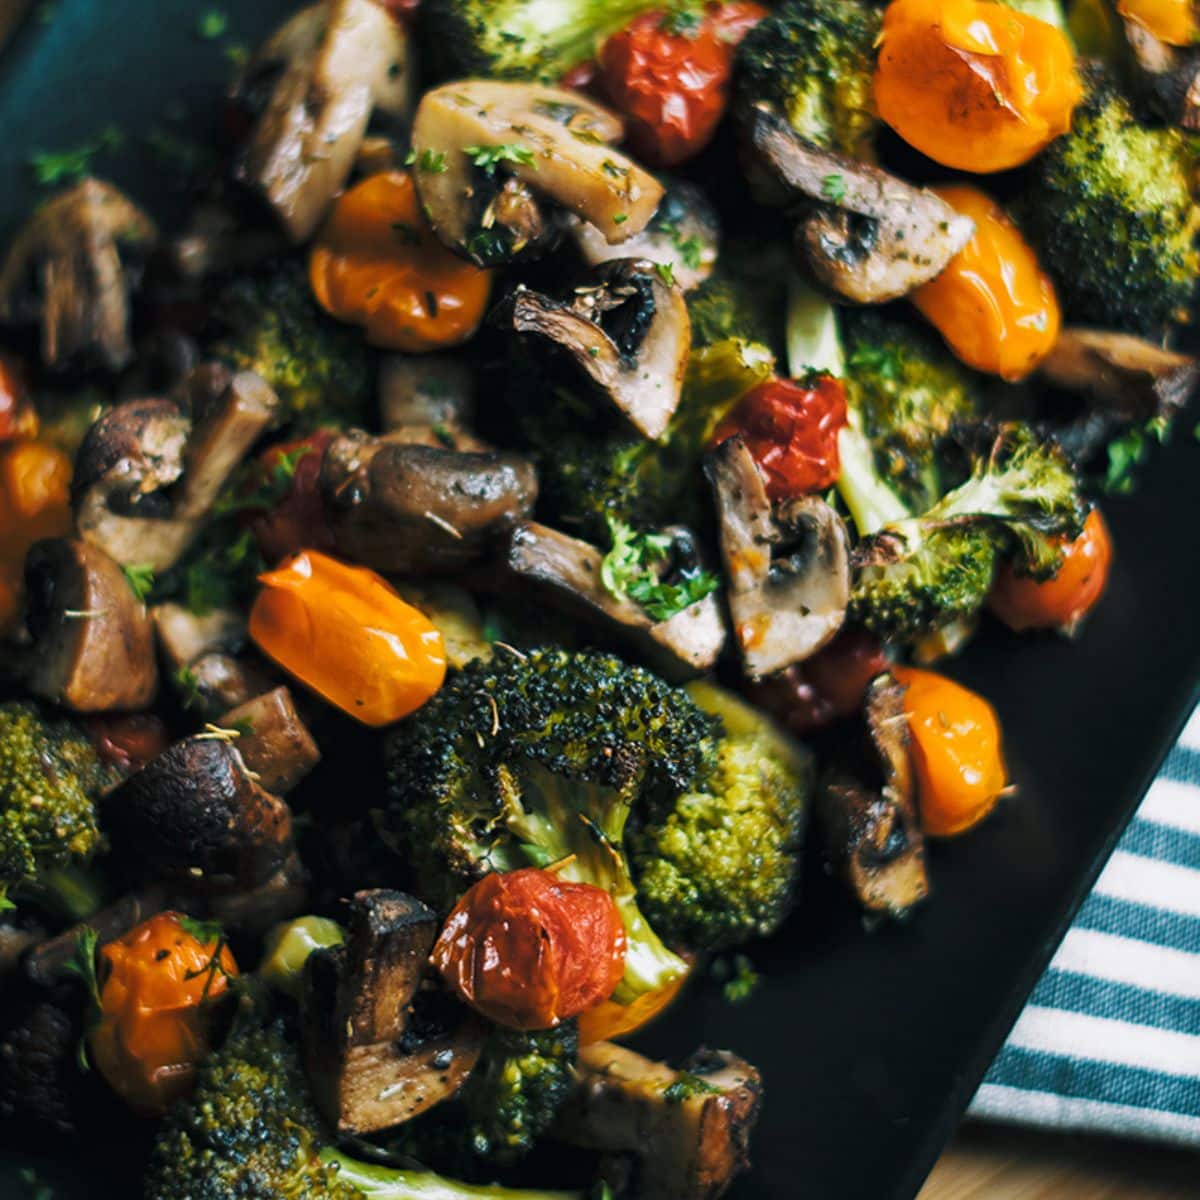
<box><xmin>185</xmin><ymin>651</ymin><xmax>278</xmax><ymax>720</ymax></box>
<box><xmin>1038</xmin><ymin>327</ymin><xmax>1199</xmax><ymax>420</ymax></box>
<box><xmin>742</xmin><ymin>104</ymin><xmax>974</xmax><ymax>303</ymax></box>
<box><xmin>151</xmin><ymin>603</ymin><xmax>246</xmax><ymax>676</ymax></box>
<box><xmin>506</xmin><ymin>259</ymin><xmax>690</xmax><ymax>439</ymax></box>
<box><xmin>705</xmin><ymin>436</ymin><xmax>850</xmax><ymax>680</ymax></box>
<box><xmin>553</xmin><ymin>1042</ymin><xmax>762</xmax><ymax>1200</ymax></box>
<box><xmin>1122</xmin><ymin>18</ymin><xmax>1200</xmax><ymax>129</ymax></box>
<box><xmin>101</xmin><ymin>734</ymin><xmax>293</xmax><ymax>891</ymax></box>
<box><xmin>502</xmin><ymin>521</ymin><xmax>725</xmax><ymax>680</ymax></box>
<box><xmin>321</xmin><ymin>431</ymin><xmax>538</xmax><ymax>574</ymax></box>
<box><xmin>217</xmin><ymin>687</ymin><xmax>321</xmax><ymax>795</ymax></box>
<box><xmin>22</xmin><ymin>538</ymin><xmax>158</xmax><ymax>712</ymax></box>
<box><xmin>0</xmin><ymin>179</ymin><xmax>157</xmax><ymax>371</ymax></box>
<box><xmin>302</xmin><ymin>890</ymin><xmax>484</xmax><ymax>1135</ymax></box>
<box><xmin>378</xmin><ymin>355</ymin><xmax>486</xmax><ymax>450</ymax></box>
<box><xmin>568</xmin><ymin>180</ymin><xmax>720</xmax><ymax>292</ymax></box>
<box><xmin>204</xmin><ymin>847</ymin><xmax>309</xmax><ymax>937</ymax></box>
<box><xmin>232</xmin><ymin>0</ymin><xmax>411</xmax><ymax>242</ymax></box>
<box><xmin>817</xmin><ymin>672</ymin><xmax>928</xmax><ymax>917</ymax></box>
<box><xmin>412</xmin><ymin>80</ymin><xmax>662</xmax><ymax>264</ymax></box>
<box><xmin>169</xmin><ymin>198</ymin><xmax>289</xmax><ymax>282</ymax></box>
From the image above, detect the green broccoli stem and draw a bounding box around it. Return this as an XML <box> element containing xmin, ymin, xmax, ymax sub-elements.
<box><xmin>836</xmin><ymin>423</ymin><xmax>911</xmax><ymax>537</ymax></box>
<box><xmin>320</xmin><ymin>1150</ymin><xmax>583</xmax><ymax>1199</ymax></box>
<box><xmin>23</xmin><ymin>860</ymin><xmax>107</xmax><ymax>921</ymax></box>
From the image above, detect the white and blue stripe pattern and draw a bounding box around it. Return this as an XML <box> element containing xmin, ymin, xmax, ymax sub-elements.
<box><xmin>970</xmin><ymin>705</ymin><xmax>1200</xmax><ymax>1142</ymax></box>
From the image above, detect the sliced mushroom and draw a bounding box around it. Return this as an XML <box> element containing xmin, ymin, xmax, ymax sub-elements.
<box><xmin>817</xmin><ymin>673</ymin><xmax>928</xmax><ymax>918</ymax></box>
<box><xmin>705</xmin><ymin>436</ymin><xmax>850</xmax><ymax>680</ymax></box>
<box><xmin>0</xmin><ymin>179</ymin><xmax>157</xmax><ymax>371</ymax></box>
<box><xmin>101</xmin><ymin>734</ymin><xmax>293</xmax><ymax>892</ymax></box>
<box><xmin>204</xmin><ymin>847</ymin><xmax>309</xmax><ymax>937</ymax></box>
<box><xmin>568</xmin><ymin>180</ymin><xmax>720</xmax><ymax>292</ymax></box>
<box><xmin>183</xmin><ymin>650</ymin><xmax>278</xmax><ymax>720</ymax></box>
<box><xmin>217</xmin><ymin>687</ymin><xmax>321</xmax><ymax>795</ymax></box>
<box><xmin>1122</xmin><ymin>17</ymin><xmax>1200</xmax><ymax>130</ymax></box>
<box><xmin>1038</xmin><ymin>328</ymin><xmax>1199</xmax><ymax>421</ymax></box>
<box><xmin>152</xmin><ymin>603</ymin><xmax>246</xmax><ymax>675</ymax></box>
<box><xmin>501</xmin><ymin>521</ymin><xmax>725</xmax><ymax>680</ymax></box>
<box><xmin>232</xmin><ymin>0</ymin><xmax>412</xmax><ymax>241</ymax></box>
<box><xmin>320</xmin><ymin>431</ymin><xmax>537</xmax><ymax>574</ymax></box>
<box><xmin>378</xmin><ymin>355</ymin><xmax>485</xmax><ymax>450</ymax></box>
<box><xmin>553</xmin><ymin>1042</ymin><xmax>762</xmax><ymax>1200</ymax></box>
<box><xmin>412</xmin><ymin>81</ymin><xmax>663</xmax><ymax>265</ymax></box>
<box><xmin>741</xmin><ymin>104</ymin><xmax>974</xmax><ymax>303</ymax></box>
<box><xmin>168</xmin><ymin>198</ymin><xmax>289</xmax><ymax>281</ymax></box>
<box><xmin>22</xmin><ymin>538</ymin><xmax>158</xmax><ymax>712</ymax></box>
<box><xmin>74</xmin><ymin>367</ymin><xmax>279</xmax><ymax>570</ymax></box>
<box><xmin>504</xmin><ymin>259</ymin><xmax>690</xmax><ymax>440</ymax></box>
<box><xmin>302</xmin><ymin>890</ymin><xmax>484</xmax><ymax>1135</ymax></box>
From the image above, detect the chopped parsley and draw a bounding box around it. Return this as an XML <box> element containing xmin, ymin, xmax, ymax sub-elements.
<box><xmin>1105</xmin><ymin>416</ymin><xmax>1169</xmax><ymax>495</ymax></box>
<box><xmin>848</xmin><ymin>341</ymin><xmax>902</xmax><ymax>382</ymax></box>
<box><xmin>612</xmin><ymin>212</ymin><xmax>629</xmax><ymax>224</ymax></box>
<box><xmin>179</xmin><ymin>915</ymin><xmax>225</xmax><ymax>945</ymax></box>
<box><xmin>464</xmin><ymin>143</ymin><xmax>537</xmax><ymax>173</ymax></box>
<box><xmin>121</xmin><ymin>563</ymin><xmax>156</xmax><ymax>603</ymax></box>
<box><xmin>713</xmin><ymin>953</ymin><xmax>760</xmax><ymax>1004</ymax></box>
<box><xmin>655</xmin><ymin>261</ymin><xmax>677</xmax><ymax>288</ymax></box>
<box><xmin>174</xmin><ymin>665</ymin><xmax>203</xmax><ymax>711</ymax></box>
<box><xmin>62</xmin><ymin>926</ymin><xmax>101</xmax><ymax>1009</ymax></box>
<box><xmin>660</xmin><ymin>8</ymin><xmax>703</xmax><ymax>36</ymax></box>
<box><xmin>600</xmin><ymin>517</ymin><xmax>719</xmax><ymax>622</ymax></box>
<box><xmin>663</xmin><ymin>1071</ymin><xmax>720</xmax><ymax>1103</ymax></box>
<box><xmin>29</xmin><ymin>125</ymin><xmax>122</xmax><ymax>186</ymax></box>
<box><xmin>196</xmin><ymin>9</ymin><xmax>228</xmax><ymax>39</ymax></box>
<box><xmin>407</xmin><ymin>148</ymin><xmax>448</xmax><ymax>174</ymax></box>
<box><xmin>821</xmin><ymin>173</ymin><xmax>847</xmax><ymax>203</ymax></box>
<box><xmin>224</xmin><ymin>42</ymin><xmax>250</xmax><ymax>68</ymax></box>
<box><xmin>0</xmin><ymin>886</ymin><xmax>13</xmax><ymax>914</ymax></box>
<box><xmin>214</xmin><ymin>444</ymin><xmax>310</xmax><ymax>518</ymax></box>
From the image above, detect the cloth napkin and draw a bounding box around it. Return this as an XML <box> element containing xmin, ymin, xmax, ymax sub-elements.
<box><xmin>970</xmin><ymin>704</ymin><xmax>1200</xmax><ymax>1143</ymax></box>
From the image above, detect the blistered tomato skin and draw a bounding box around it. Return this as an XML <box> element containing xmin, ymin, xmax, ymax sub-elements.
<box><xmin>89</xmin><ymin>912</ymin><xmax>238</xmax><ymax>1116</ymax></box>
<box><xmin>712</xmin><ymin>375</ymin><xmax>848</xmax><ymax>500</ymax></box>
<box><xmin>249</xmin><ymin>549</ymin><xmax>446</xmax><ymax>727</ymax></box>
<box><xmin>912</xmin><ymin>185</ymin><xmax>1061</xmax><ymax>381</ymax></box>
<box><xmin>1118</xmin><ymin>0</ymin><xmax>1198</xmax><ymax>44</ymax></box>
<box><xmin>246</xmin><ymin>430</ymin><xmax>336</xmax><ymax>564</ymax></box>
<box><xmin>874</xmin><ymin>0</ymin><xmax>1082</xmax><ymax>172</ymax></box>
<box><xmin>893</xmin><ymin>665</ymin><xmax>1008</xmax><ymax>837</ymax></box>
<box><xmin>432</xmin><ymin>868</ymin><xmax>627</xmax><ymax>1030</ymax></box>
<box><xmin>989</xmin><ymin>508</ymin><xmax>1113</xmax><ymax>634</ymax></box>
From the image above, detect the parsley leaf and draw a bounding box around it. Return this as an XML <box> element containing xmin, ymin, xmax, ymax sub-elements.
<box><xmin>600</xmin><ymin>517</ymin><xmax>719</xmax><ymax>622</ymax></box>
<box><xmin>408</xmin><ymin>148</ymin><xmax>448</xmax><ymax>174</ymax></box>
<box><xmin>464</xmin><ymin>143</ymin><xmax>537</xmax><ymax>173</ymax></box>
<box><xmin>197</xmin><ymin>9</ymin><xmax>228</xmax><ymax>39</ymax></box>
<box><xmin>663</xmin><ymin>1071</ymin><xmax>720</xmax><ymax>1103</ymax></box>
<box><xmin>0</xmin><ymin>885</ymin><xmax>14</xmax><ymax>914</ymax></box>
<box><xmin>655</xmin><ymin>261</ymin><xmax>677</xmax><ymax>287</ymax></box>
<box><xmin>713</xmin><ymin>953</ymin><xmax>760</xmax><ymax>1004</ymax></box>
<box><xmin>1105</xmin><ymin>416</ymin><xmax>1169</xmax><ymax>495</ymax></box>
<box><xmin>848</xmin><ymin>342</ymin><xmax>901</xmax><ymax>382</ymax></box>
<box><xmin>821</xmin><ymin>173</ymin><xmax>847</xmax><ymax>203</ymax></box>
<box><xmin>62</xmin><ymin>926</ymin><xmax>102</xmax><ymax>1009</ymax></box>
<box><xmin>174</xmin><ymin>665</ymin><xmax>203</xmax><ymax>711</ymax></box>
<box><xmin>121</xmin><ymin>563</ymin><xmax>155</xmax><ymax>603</ymax></box>
<box><xmin>29</xmin><ymin>125</ymin><xmax>122</xmax><ymax>186</ymax></box>
<box><xmin>214</xmin><ymin>444</ymin><xmax>310</xmax><ymax>518</ymax></box>
<box><xmin>179</xmin><ymin>915</ymin><xmax>225</xmax><ymax>945</ymax></box>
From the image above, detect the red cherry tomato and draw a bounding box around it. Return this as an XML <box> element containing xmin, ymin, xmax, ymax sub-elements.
<box><xmin>599</xmin><ymin>10</ymin><xmax>733</xmax><ymax>166</ymax></box>
<box><xmin>432</xmin><ymin>868</ymin><xmax>627</xmax><ymax>1030</ymax></box>
<box><xmin>713</xmin><ymin>375</ymin><xmax>849</xmax><ymax>501</ymax></box>
<box><xmin>84</xmin><ymin>713</ymin><xmax>171</xmax><ymax>773</ymax></box>
<box><xmin>246</xmin><ymin>431</ymin><xmax>335</xmax><ymax>565</ymax></box>
<box><xmin>744</xmin><ymin>627</ymin><xmax>888</xmax><ymax>736</ymax></box>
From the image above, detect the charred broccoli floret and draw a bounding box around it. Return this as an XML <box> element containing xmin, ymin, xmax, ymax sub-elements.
<box><xmin>1017</xmin><ymin>67</ymin><xmax>1200</xmax><ymax>336</ymax></box>
<box><xmin>0</xmin><ymin>702</ymin><xmax>113</xmax><ymax>917</ymax></box>
<box><xmin>210</xmin><ymin>258</ymin><xmax>373</xmax><ymax>430</ymax></box>
<box><xmin>397</xmin><ymin>1024</ymin><xmax>578</xmax><ymax>1177</ymax></box>
<box><xmin>146</xmin><ymin>1021</ymin><xmax>579</xmax><ymax>1200</ymax></box>
<box><xmin>843</xmin><ymin>309</ymin><xmax>983</xmax><ymax>512</ymax></box>
<box><xmin>421</xmin><ymin>0</ymin><xmax>663</xmax><ymax>83</ymax></box>
<box><xmin>630</xmin><ymin>682</ymin><xmax>811</xmax><ymax>951</ymax></box>
<box><xmin>512</xmin><ymin>339</ymin><xmax>772</xmax><ymax>542</ymax></box>
<box><xmin>686</xmin><ymin>235</ymin><xmax>791</xmax><ymax>355</ymax></box>
<box><xmin>844</xmin><ymin>424</ymin><xmax>1087</xmax><ymax>641</ymax></box>
<box><xmin>736</xmin><ymin>0</ymin><xmax>881</xmax><ymax>158</ymax></box>
<box><xmin>384</xmin><ymin>648</ymin><xmax>719</xmax><ymax>998</ymax></box>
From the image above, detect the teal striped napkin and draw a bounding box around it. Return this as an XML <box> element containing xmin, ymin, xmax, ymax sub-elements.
<box><xmin>971</xmin><ymin>704</ymin><xmax>1200</xmax><ymax>1142</ymax></box>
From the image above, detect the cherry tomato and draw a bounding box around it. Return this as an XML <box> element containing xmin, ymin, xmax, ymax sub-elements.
<box><xmin>874</xmin><ymin>0</ymin><xmax>1082</xmax><ymax>172</ymax></box>
<box><xmin>712</xmin><ymin>375</ymin><xmax>848</xmax><ymax>501</ymax></box>
<box><xmin>246</xmin><ymin>431</ymin><xmax>335</xmax><ymax>565</ymax></box>
<box><xmin>249</xmin><ymin>549</ymin><xmax>446</xmax><ymax>726</ymax></box>
<box><xmin>743</xmin><ymin>627</ymin><xmax>888</xmax><ymax>736</ymax></box>
<box><xmin>84</xmin><ymin>713</ymin><xmax>170</xmax><ymax>774</ymax></box>
<box><xmin>892</xmin><ymin>666</ymin><xmax>1008</xmax><ymax>837</ymax></box>
<box><xmin>599</xmin><ymin>10</ymin><xmax>732</xmax><ymax>167</ymax></box>
<box><xmin>88</xmin><ymin>912</ymin><xmax>238</xmax><ymax>1116</ymax></box>
<box><xmin>432</xmin><ymin>868</ymin><xmax>627</xmax><ymax>1030</ymax></box>
<box><xmin>0</xmin><ymin>355</ymin><xmax>37</xmax><ymax>444</ymax></box>
<box><xmin>310</xmin><ymin>171</ymin><xmax>493</xmax><ymax>352</ymax></box>
<box><xmin>912</xmin><ymin>185</ymin><xmax>1060</xmax><ymax>381</ymax></box>
<box><xmin>577</xmin><ymin>959</ymin><xmax>691</xmax><ymax>1044</ymax></box>
<box><xmin>1118</xmin><ymin>0</ymin><xmax>1198</xmax><ymax>44</ymax></box>
<box><xmin>989</xmin><ymin>508</ymin><xmax>1112</xmax><ymax>635</ymax></box>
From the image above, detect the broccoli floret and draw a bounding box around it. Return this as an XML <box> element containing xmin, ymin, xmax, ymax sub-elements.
<box><xmin>210</xmin><ymin>258</ymin><xmax>373</xmax><ymax>430</ymax></box>
<box><xmin>631</xmin><ymin>682</ymin><xmax>811</xmax><ymax>951</ymax></box>
<box><xmin>0</xmin><ymin>702</ymin><xmax>113</xmax><ymax>917</ymax></box>
<box><xmin>843</xmin><ymin>310</ymin><xmax>983</xmax><ymax>513</ymax></box>
<box><xmin>686</xmin><ymin>235</ymin><xmax>791</xmax><ymax>356</ymax></box>
<box><xmin>512</xmin><ymin>339</ymin><xmax>773</xmax><ymax>542</ymax></box>
<box><xmin>397</xmin><ymin>1024</ymin><xmax>578</xmax><ymax>1176</ymax></box>
<box><xmin>845</xmin><ymin>424</ymin><xmax>1087</xmax><ymax>641</ymax></box>
<box><xmin>1017</xmin><ymin>68</ymin><xmax>1200</xmax><ymax>336</ymax></box>
<box><xmin>385</xmin><ymin>648</ymin><xmax>720</xmax><ymax>998</ymax></box>
<box><xmin>736</xmin><ymin>0</ymin><xmax>881</xmax><ymax>158</ymax></box>
<box><xmin>146</xmin><ymin>1021</ymin><xmax>580</xmax><ymax>1200</ymax></box>
<box><xmin>421</xmin><ymin>0</ymin><xmax>664</xmax><ymax>83</ymax></box>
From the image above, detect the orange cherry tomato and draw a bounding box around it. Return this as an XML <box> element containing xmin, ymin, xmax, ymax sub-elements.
<box><xmin>874</xmin><ymin>0</ymin><xmax>1082</xmax><ymax>172</ymax></box>
<box><xmin>0</xmin><ymin>354</ymin><xmax>37</xmax><ymax>444</ymax></box>
<box><xmin>989</xmin><ymin>508</ymin><xmax>1112</xmax><ymax>635</ymax></box>
<box><xmin>912</xmin><ymin>185</ymin><xmax>1060</xmax><ymax>381</ymax></box>
<box><xmin>249</xmin><ymin>549</ymin><xmax>446</xmax><ymax>726</ymax></box>
<box><xmin>1118</xmin><ymin>0</ymin><xmax>1198</xmax><ymax>44</ymax></box>
<box><xmin>88</xmin><ymin>912</ymin><xmax>238</xmax><ymax>1116</ymax></box>
<box><xmin>309</xmin><ymin>171</ymin><xmax>493</xmax><ymax>353</ymax></box>
<box><xmin>0</xmin><ymin>439</ymin><xmax>73</xmax><ymax>634</ymax></box>
<box><xmin>577</xmin><ymin>960</ymin><xmax>690</xmax><ymax>1044</ymax></box>
<box><xmin>893</xmin><ymin>665</ymin><xmax>1008</xmax><ymax>837</ymax></box>
<box><xmin>432</xmin><ymin>868</ymin><xmax>627</xmax><ymax>1031</ymax></box>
